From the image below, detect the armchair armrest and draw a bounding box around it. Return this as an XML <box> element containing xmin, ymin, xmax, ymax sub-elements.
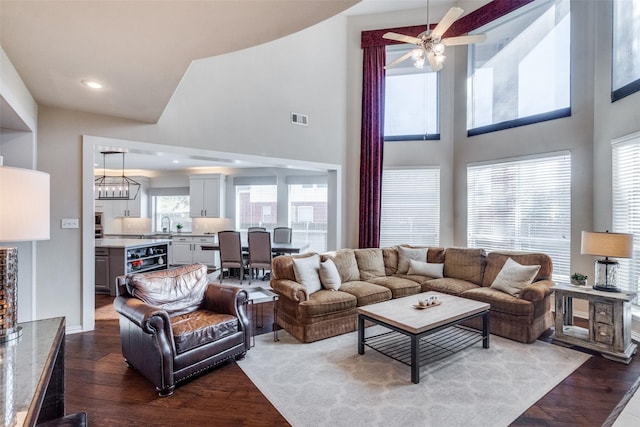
<box><xmin>113</xmin><ymin>296</ymin><xmax>173</xmax><ymax>337</ymax></box>
<box><xmin>202</xmin><ymin>283</ymin><xmax>250</xmax><ymax>352</ymax></box>
<box><xmin>271</xmin><ymin>278</ymin><xmax>308</xmax><ymax>302</ymax></box>
<box><xmin>520</xmin><ymin>279</ymin><xmax>555</xmax><ymax>302</ymax></box>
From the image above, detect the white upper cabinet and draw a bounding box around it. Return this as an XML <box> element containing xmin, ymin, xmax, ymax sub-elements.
<box><xmin>101</xmin><ymin>176</ymin><xmax>149</xmax><ymax>218</ymax></box>
<box><xmin>189</xmin><ymin>174</ymin><xmax>226</xmax><ymax>218</ymax></box>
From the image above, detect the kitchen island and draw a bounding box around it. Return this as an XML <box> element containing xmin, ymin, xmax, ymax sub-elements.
<box><xmin>95</xmin><ymin>238</ymin><xmax>171</xmax><ymax>295</ymax></box>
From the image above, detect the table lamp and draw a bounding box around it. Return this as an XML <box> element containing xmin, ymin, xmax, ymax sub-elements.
<box><xmin>581</xmin><ymin>230</ymin><xmax>634</xmax><ymax>292</ymax></box>
<box><xmin>0</xmin><ymin>162</ymin><xmax>50</xmax><ymax>343</ymax></box>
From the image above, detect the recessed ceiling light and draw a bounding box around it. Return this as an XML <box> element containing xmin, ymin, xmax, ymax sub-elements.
<box><xmin>81</xmin><ymin>80</ymin><xmax>103</xmax><ymax>89</ymax></box>
<box><xmin>172</xmin><ymin>160</ymin><xmax>180</xmax><ymax>164</ymax></box>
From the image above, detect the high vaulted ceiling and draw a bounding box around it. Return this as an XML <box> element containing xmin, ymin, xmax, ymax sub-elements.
<box><xmin>0</xmin><ymin>0</ymin><xmax>361</xmax><ymax>123</ymax></box>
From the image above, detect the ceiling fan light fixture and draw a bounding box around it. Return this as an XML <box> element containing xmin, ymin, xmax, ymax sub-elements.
<box><xmin>414</xmin><ymin>56</ymin><xmax>426</xmax><ymax>69</ymax></box>
<box><xmin>432</xmin><ymin>42</ymin><xmax>445</xmax><ymax>56</ymax></box>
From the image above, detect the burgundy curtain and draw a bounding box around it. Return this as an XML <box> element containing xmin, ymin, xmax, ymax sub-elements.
<box><xmin>359</xmin><ymin>45</ymin><xmax>385</xmax><ymax>249</ymax></box>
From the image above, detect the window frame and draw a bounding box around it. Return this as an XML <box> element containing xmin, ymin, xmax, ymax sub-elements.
<box><xmin>466</xmin><ymin>0</ymin><xmax>572</xmax><ymax>136</ymax></box>
<box><xmin>611</xmin><ymin>0</ymin><xmax>640</xmax><ymax>102</ymax></box>
<box><xmin>384</xmin><ymin>44</ymin><xmax>441</xmax><ymax>142</ymax></box>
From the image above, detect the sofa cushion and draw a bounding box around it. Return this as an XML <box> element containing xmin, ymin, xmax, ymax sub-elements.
<box><xmin>171</xmin><ymin>309</ymin><xmax>238</xmax><ymax>353</ymax></box>
<box><xmin>322</xmin><ymin>249</ymin><xmax>360</xmax><ymax>283</ymax></box>
<box><xmin>293</xmin><ymin>254</ymin><xmax>322</xmax><ymax>294</ymax></box>
<box><xmin>397</xmin><ymin>246</ymin><xmax>428</xmax><ymax>274</ymax></box>
<box><xmin>127</xmin><ymin>263</ymin><xmax>209</xmax><ymax>315</ymax></box>
<box><xmin>490</xmin><ymin>257</ymin><xmax>541</xmax><ymax>297</ymax></box>
<box><xmin>443</xmin><ymin>248</ymin><xmax>486</xmax><ymax>285</ymax></box>
<box><xmin>482</xmin><ymin>251</ymin><xmax>552</xmax><ymax>287</ymax></box>
<box><xmin>422</xmin><ymin>277</ymin><xmax>480</xmax><ymax>295</ymax></box>
<box><xmin>319</xmin><ymin>259</ymin><xmax>342</xmax><ymax>291</ymax></box>
<box><xmin>339</xmin><ymin>281</ymin><xmax>392</xmax><ymax>306</ymax></box>
<box><xmin>298</xmin><ymin>290</ymin><xmax>357</xmax><ymax>318</ymax></box>
<box><xmin>368</xmin><ymin>276</ymin><xmax>421</xmax><ymax>298</ymax></box>
<box><xmin>355</xmin><ymin>248</ymin><xmax>386</xmax><ymax>280</ymax></box>
<box><xmin>461</xmin><ymin>287</ymin><xmax>534</xmax><ymax>316</ymax></box>
<box><xmin>408</xmin><ymin>260</ymin><xmax>444</xmax><ymax>278</ymax></box>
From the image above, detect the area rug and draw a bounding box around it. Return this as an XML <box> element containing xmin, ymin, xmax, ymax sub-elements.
<box><xmin>237</xmin><ymin>327</ymin><xmax>590</xmax><ymax>427</ymax></box>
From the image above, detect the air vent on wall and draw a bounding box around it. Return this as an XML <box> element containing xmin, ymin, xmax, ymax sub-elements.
<box><xmin>291</xmin><ymin>112</ymin><xmax>309</xmax><ymax>126</ymax></box>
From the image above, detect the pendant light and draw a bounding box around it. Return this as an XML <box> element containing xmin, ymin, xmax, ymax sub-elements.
<box><xmin>94</xmin><ymin>151</ymin><xmax>141</xmax><ymax>200</ymax></box>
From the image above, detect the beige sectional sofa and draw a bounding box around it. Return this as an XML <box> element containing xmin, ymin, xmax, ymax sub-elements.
<box><xmin>270</xmin><ymin>246</ymin><xmax>554</xmax><ymax>344</ymax></box>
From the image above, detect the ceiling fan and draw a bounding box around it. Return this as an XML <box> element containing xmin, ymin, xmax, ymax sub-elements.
<box><xmin>383</xmin><ymin>2</ymin><xmax>487</xmax><ymax>71</ymax></box>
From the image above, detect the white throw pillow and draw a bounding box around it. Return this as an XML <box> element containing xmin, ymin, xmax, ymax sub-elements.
<box><xmin>397</xmin><ymin>246</ymin><xmax>429</xmax><ymax>274</ymax></box>
<box><xmin>407</xmin><ymin>259</ymin><xmax>444</xmax><ymax>278</ymax></box>
<box><xmin>293</xmin><ymin>254</ymin><xmax>322</xmax><ymax>295</ymax></box>
<box><xmin>490</xmin><ymin>257</ymin><xmax>541</xmax><ymax>297</ymax></box>
<box><xmin>319</xmin><ymin>259</ymin><xmax>342</xmax><ymax>291</ymax></box>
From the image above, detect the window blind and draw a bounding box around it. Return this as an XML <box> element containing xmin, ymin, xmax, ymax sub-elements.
<box><xmin>380</xmin><ymin>168</ymin><xmax>440</xmax><ymax>247</ymax></box>
<box><xmin>612</xmin><ymin>133</ymin><xmax>640</xmax><ymax>294</ymax></box>
<box><xmin>467</xmin><ymin>152</ymin><xmax>571</xmax><ymax>282</ymax></box>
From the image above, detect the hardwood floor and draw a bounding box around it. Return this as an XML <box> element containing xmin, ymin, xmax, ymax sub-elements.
<box><xmin>65</xmin><ymin>295</ymin><xmax>639</xmax><ymax>426</ymax></box>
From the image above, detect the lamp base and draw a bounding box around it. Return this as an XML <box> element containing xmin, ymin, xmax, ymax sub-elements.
<box><xmin>593</xmin><ymin>285</ymin><xmax>622</xmax><ymax>293</ymax></box>
<box><xmin>0</xmin><ymin>325</ymin><xmax>22</xmax><ymax>343</ymax></box>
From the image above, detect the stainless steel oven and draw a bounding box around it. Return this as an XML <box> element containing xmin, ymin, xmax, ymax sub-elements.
<box><xmin>95</xmin><ymin>212</ymin><xmax>104</xmax><ymax>238</ymax></box>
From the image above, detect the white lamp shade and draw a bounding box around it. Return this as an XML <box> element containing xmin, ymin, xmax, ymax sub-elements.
<box><xmin>0</xmin><ymin>165</ymin><xmax>50</xmax><ymax>242</ymax></box>
<box><xmin>581</xmin><ymin>231</ymin><xmax>633</xmax><ymax>258</ymax></box>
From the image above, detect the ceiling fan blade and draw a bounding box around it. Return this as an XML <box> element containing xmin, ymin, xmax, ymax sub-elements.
<box><xmin>427</xmin><ymin>51</ymin><xmax>442</xmax><ymax>72</ymax></box>
<box><xmin>431</xmin><ymin>7</ymin><xmax>464</xmax><ymax>39</ymax></box>
<box><xmin>384</xmin><ymin>50</ymin><xmax>415</xmax><ymax>69</ymax></box>
<box><xmin>383</xmin><ymin>32</ymin><xmax>422</xmax><ymax>45</ymax></box>
<box><xmin>442</xmin><ymin>34</ymin><xmax>487</xmax><ymax>47</ymax></box>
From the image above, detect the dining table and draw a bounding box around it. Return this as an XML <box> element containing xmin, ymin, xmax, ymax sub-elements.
<box><xmin>200</xmin><ymin>241</ymin><xmax>310</xmax><ymax>254</ymax></box>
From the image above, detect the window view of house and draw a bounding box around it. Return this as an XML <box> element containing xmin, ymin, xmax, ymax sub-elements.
<box><xmin>152</xmin><ymin>194</ymin><xmax>191</xmax><ymax>232</ymax></box>
<box><xmin>380</xmin><ymin>168</ymin><xmax>440</xmax><ymax>247</ymax></box>
<box><xmin>467</xmin><ymin>0</ymin><xmax>570</xmax><ymax>134</ymax></box>
<box><xmin>384</xmin><ymin>44</ymin><xmax>439</xmax><ymax>140</ymax></box>
<box><xmin>235</xmin><ymin>184</ymin><xmax>278</xmax><ymax>238</ymax></box>
<box><xmin>288</xmin><ymin>183</ymin><xmax>328</xmax><ymax>253</ymax></box>
<box><xmin>467</xmin><ymin>152</ymin><xmax>571</xmax><ymax>282</ymax></box>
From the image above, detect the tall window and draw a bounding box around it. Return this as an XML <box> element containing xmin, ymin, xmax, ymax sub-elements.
<box><xmin>467</xmin><ymin>152</ymin><xmax>571</xmax><ymax>282</ymax></box>
<box><xmin>384</xmin><ymin>44</ymin><xmax>439</xmax><ymax>141</ymax></box>
<box><xmin>288</xmin><ymin>180</ymin><xmax>327</xmax><ymax>253</ymax></box>
<box><xmin>612</xmin><ymin>0</ymin><xmax>640</xmax><ymax>101</ymax></box>
<box><xmin>235</xmin><ymin>183</ymin><xmax>277</xmax><ymax>239</ymax></box>
<box><xmin>467</xmin><ymin>0</ymin><xmax>571</xmax><ymax>135</ymax></box>
<box><xmin>151</xmin><ymin>188</ymin><xmax>191</xmax><ymax>232</ymax></box>
<box><xmin>380</xmin><ymin>168</ymin><xmax>440</xmax><ymax>247</ymax></box>
<box><xmin>612</xmin><ymin>132</ymin><xmax>640</xmax><ymax>295</ymax></box>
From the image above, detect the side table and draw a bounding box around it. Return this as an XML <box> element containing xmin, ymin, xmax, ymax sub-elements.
<box><xmin>552</xmin><ymin>284</ymin><xmax>637</xmax><ymax>364</ymax></box>
<box><xmin>245</xmin><ymin>287</ymin><xmax>279</xmax><ymax>346</ymax></box>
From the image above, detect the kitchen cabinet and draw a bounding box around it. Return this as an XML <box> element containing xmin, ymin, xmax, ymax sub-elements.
<box><xmin>170</xmin><ymin>235</ymin><xmax>217</xmax><ymax>266</ymax></box>
<box><xmin>95</xmin><ymin>248</ymin><xmax>110</xmax><ymax>294</ymax></box>
<box><xmin>95</xmin><ymin>238</ymin><xmax>170</xmax><ymax>295</ymax></box>
<box><xmin>189</xmin><ymin>174</ymin><xmax>225</xmax><ymax>218</ymax></box>
<box><xmin>101</xmin><ymin>176</ymin><xmax>149</xmax><ymax>218</ymax></box>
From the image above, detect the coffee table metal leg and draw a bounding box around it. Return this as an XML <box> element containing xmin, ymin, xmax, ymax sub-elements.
<box><xmin>482</xmin><ymin>311</ymin><xmax>490</xmax><ymax>349</ymax></box>
<box><xmin>411</xmin><ymin>335</ymin><xmax>420</xmax><ymax>384</ymax></box>
<box><xmin>358</xmin><ymin>315</ymin><xmax>365</xmax><ymax>355</ymax></box>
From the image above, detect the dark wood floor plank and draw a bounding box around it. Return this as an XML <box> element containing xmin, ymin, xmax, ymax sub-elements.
<box><xmin>64</xmin><ymin>295</ymin><xmax>637</xmax><ymax>426</ymax></box>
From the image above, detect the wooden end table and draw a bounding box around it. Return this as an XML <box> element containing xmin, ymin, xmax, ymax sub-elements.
<box><xmin>552</xmin><ymin>283</ymin><xmax>637</xmax><ymax>364</ymax></box>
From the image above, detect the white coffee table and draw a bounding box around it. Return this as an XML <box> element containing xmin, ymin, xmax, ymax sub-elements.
<box><xmin>357</xmin><ymin>291</ymin><xmax>490</xmax><ymax>384</ymax></box>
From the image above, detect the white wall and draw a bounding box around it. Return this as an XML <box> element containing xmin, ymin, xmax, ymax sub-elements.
<box><xmin>36</xmin><ymin>15</ymin><xmax>350</xmax><ymax>331</ymax></box>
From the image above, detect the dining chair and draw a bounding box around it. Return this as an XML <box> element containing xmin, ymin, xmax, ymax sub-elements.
<box><xmin>247</xmin><ymin>230</ymin><xmax>272</xmax><ymax>284</ymax></box>
<box><xmin>248</xmin><ymin>226</ymin><xmax>266</xmax><ymax>232</ymax></box>
<box><xmin>218</xmin><ymin>230</ymin><xmax>247</xmax><ymax>284</ymax></box>
<box><xmin>272</xmin><ymin>226</ymin><xmax>292</xmax><ymax>257</ymax></box>
<box><xmin>273</xmin><ymin>227</ymin><xmax>292</xmax><ymax>244</ymax></box>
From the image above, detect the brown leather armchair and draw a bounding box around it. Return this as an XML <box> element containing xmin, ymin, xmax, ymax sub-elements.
<box><xmin>113</xmin><ymin>264</ymin><xmax>250</xmax><ymax>396</ymax></box>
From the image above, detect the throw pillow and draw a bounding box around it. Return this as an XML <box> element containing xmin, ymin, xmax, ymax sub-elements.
<box><xmin>319</xmin><ymin>259</ymin><xmax>342</xmax><ymax>291</ymax></box>
<box><xmin>355</xmin><ymin>248</ymin><xmax>386</xmax><ymax>280</ymax></box>
<box><xmin>407</xmin><ymin>259</ymin><xmax>444</xmax><ymax>278</ymax></box>
<box><xmin>322</xmin><ymin>249</ymin><xmax>360</xmax><ymax>282</ymax></box>
<box><xmin>397</xmin><ymin>246</ymin><xmax>429</xmax><ymax>274</ymax></box>
<box><xmin>490</xmin><ymin>257</ymin><xmax>541</xmax><ymax>297</ymax></box>
<box><xmin>293</xmin><ymin>254</ymin><xmax>322</xmax><ymax>295</ymax></box>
